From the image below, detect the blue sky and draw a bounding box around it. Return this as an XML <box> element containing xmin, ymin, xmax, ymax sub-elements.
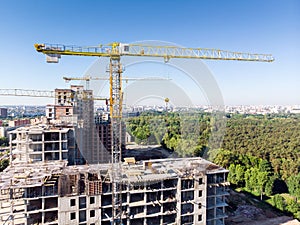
<box><xmin>0</xmin><ymin>0</ymin><xmax>299</xmax><ymax>105</ymax></box>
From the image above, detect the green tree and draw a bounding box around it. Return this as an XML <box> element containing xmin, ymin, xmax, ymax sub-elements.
<box><xmin>272</xmin><ymin>194</ymin><xmax>285</xmax><ymax>211</ymax></box>
<box><xmin>287</xmin><ymin>173</ymin><xmax>300</xmax><ymax>200</ymax></box>
<box><xmin>228</xmin><ymin>164</ymin><xmax>237</xmax><ymax>185</ymax></box>
<box><xmin>265</xmin><ymin>175</ymin><xmax>276</xmax><ymax>196</ymax></box>
<box><xmin>0</xmin><ymin>137</ymin><xmax>8</xmax><ymax>147</ymax></box>
<box><xmin>286</xmin><ymin>199</ymin><xmax>300</xmax><ymax>215</ymax></box>
<box><xmin>256</xmin><ymin>159</ymin><xmax>272</xmax><ymax>199</ymax></box>
<box><xmin>228</xmin><ymin>164</ymin><xmax>245</xmax><ymax>187</ymax></box>
<box><xmin>0</xmin><ymin>159</ymin><xmax>9</xmax><ymax>172</ymax></box>
<box><xmin>213</xmin><ymin>150</ymin><xmax>235</xmax><ymax>168</ymax></box>
<box><xmin>245</xmin><ymin>168</ymin><xmax>258</xmax><ymax>192</ymax></box>
<box><xmin>295</xmin><ymin>211</ymin><xmax>300</xmax><ymax>220</ymax></box>
<box><xmin>257</xmin><ymin>171</ymin><xmax>269</xmax><ymax>200</ymax></box>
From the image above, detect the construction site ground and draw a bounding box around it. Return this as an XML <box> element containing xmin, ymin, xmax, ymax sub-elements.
<box><xmin>226</xmin><ymin>189</ymin><xmax>300</xmax><ymax>225</ymax></box>
<box><xmin>124</xmin><ymin>144</ymin><xmax>176</xmax><ymax>161</ymax></box>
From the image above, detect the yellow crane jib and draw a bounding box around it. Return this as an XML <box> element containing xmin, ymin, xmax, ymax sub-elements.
<box><xmin>34</xmin><ymin>43</ymin><xmax>274</xmax><ymax>62</ymax></box>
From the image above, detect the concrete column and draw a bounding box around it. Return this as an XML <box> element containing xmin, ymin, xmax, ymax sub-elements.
<box><xmin>25</xmin><ymin>132</ymin><xmax>29</xmax><ymax>163</ymax></box>
<box><xmin>127</xmin><ymin>186</ymin><xmax>130</xmax><ymax>225</ymax></box>
<box><xmin>42</xmin><ymin>198</ymin><xmax>45</xmax><ymax>224</ymax></box>
<box><xmin>160</xmin><ymin>187</ymin><xmax>163</xmax><ymax>225</ymax></box>
<box><xmin>59</xmin><ymin>132</ymin><xmax>62</xmax><ymax>160</ymax></box>
<box><xmin>144</xmin><ymin>185</ymin><xmax>147</xmax><ymax>225</ymax></box>
<box><xmin>42</xmin><ymin>132</ymin><xmax>45</xmax><ymax>162</ymax></box>
<box><xmin>176</xmin><ymin>178</ymin><xmax>181</xmax><ymax>225</ymax></box>
<box><xmin>9</xmin><ymin>133</ymin><xmax>13</xmax><ymax>164</ymax></box>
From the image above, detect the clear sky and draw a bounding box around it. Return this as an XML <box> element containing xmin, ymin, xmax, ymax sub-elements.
<box><xmin>0</xmin><ymin>0</ymin><xmax>299</xmax><ymax>106</ymax></box>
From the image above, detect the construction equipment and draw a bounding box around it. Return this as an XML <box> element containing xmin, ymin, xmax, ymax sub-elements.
<box><xmin>63</xmin><ymin>76</ymin><xmax>171</xmax><ymax>90</ymax></box>
<box><xmin>0</xmin><ymin>88</ymin><xmax>54</xmax><ymax>98</ymax></box>
<box><xmin>34</xmin><ymin>42</ymin><xmax>274</xmax><ymax>224</ymax></box>
<box><xmin>0</xmin><ymin>88</ymin><xmax>107</xmax><ymax>101</ymax></box>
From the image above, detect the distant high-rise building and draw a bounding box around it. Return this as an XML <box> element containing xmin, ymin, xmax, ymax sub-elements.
<box><xmin>8</xmin><ymin>118</ymin><xmax>31</xmax><ymax>127</ymax></box>
<box><xmin>0</xmin><ymin>108</ymin><xmax>7</xmax><ymax>118</ymax></box>
<box><xmin>45</xmin><ymin>85</ymin><xmax>111</xmax><ymax>164</ymax></box>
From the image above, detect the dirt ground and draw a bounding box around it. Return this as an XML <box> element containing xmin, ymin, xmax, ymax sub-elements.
<box><xmin>227</xmin><ymin>215</ymin><xmax>300</xmax><ymax>225</ymax></box>
<box><xmin>226</xmin><ymin>190</ymin><xmax>300</xmax><ymax>225</ymax></box>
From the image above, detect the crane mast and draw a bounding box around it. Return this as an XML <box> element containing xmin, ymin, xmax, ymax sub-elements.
<box><xmin>35</xmin><ymin>42</ymin><xmax>274</xmax><ymax>225</ymax></box>
<box><xmin>109</xmin><ymin>55</ymin><xmax>123</xmax><ymax>223</ymax></box>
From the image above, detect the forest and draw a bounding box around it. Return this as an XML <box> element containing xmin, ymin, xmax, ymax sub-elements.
<box><xmin>126</xmin><ymin>111</ymin><xmax>300</xmax><ymax>219</ymax></box>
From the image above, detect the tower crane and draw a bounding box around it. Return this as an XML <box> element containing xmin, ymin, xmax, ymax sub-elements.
<box><xmin>63</xmin><ymin>75</ymin><xmax>171</xmax><ymax>90</ymax></box>
<box><xmin>34</xmin><ymin>42</ymin><xmax>274</xmax><ymax>224</ymax></box>
<box><xmin>0</xmin><ymin>88</ymin><xmax>107</xmax><ymax>101</ymax></box>
<box><xmin>0</xmin><ymin>88</ymin><xmax>55</xmax><ymax>98</ymax></box>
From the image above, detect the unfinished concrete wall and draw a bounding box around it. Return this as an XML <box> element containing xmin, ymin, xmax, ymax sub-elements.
<box><xmin>58</xmin><ymin>196</ymin><xmax>100</xmax><ymax>225</ymax></box>
<box><xmin>206</xmin><ymin>172</ymin><xmax>229</xmax><ymax>225</ymax></box>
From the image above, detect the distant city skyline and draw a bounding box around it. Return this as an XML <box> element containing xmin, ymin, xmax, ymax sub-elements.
<box><xmin>1</xmin><ymin>105</ymin><xmax>300</xmax><ymax>120</ymax></box>
<box><xmin>0</xmin><ymin>1</ymin><xmax>299</xmax><ymax>106</ymax></box>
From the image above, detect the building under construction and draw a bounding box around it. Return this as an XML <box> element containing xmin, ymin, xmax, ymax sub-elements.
<box><xmin>0</xmin><ymin>144</ymin><xmax>229</xmax><ymax>225</ymax></box>
<box><xmin>45</xmin><ymin>85</ymin><xmax>113</xmax><ymax>165</ymax></box>
<box><xmin>2</xmin><ymin>124</ymin><xmax>229</xmax><ymax>225</ymax></box>
<box><xmin>0</xmin><ymin>85</ymin><xmax>229</xmax><ymax>225</ymax></box>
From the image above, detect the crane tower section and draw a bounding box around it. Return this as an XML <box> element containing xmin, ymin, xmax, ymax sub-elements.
<box><xmin>109</xmin><ymin>54</ymin><xmax>124</xmax><ymax>222</ymax></box>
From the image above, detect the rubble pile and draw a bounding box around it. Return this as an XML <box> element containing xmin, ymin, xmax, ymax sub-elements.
<box><xmin>235</xmin><ymin>205</ymin><xmax>263</xmax><ymax>219</ymax></box>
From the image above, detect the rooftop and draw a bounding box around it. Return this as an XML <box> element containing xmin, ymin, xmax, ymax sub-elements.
<box><xmin>9</xmin><ymin>124</ymin><xmax>70</xmax><ymax>134</ymax></box>
<box><xmin>0</xmin><ymin>157</ymin><xmax>228</xmax><ymax>190</ymax></box>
